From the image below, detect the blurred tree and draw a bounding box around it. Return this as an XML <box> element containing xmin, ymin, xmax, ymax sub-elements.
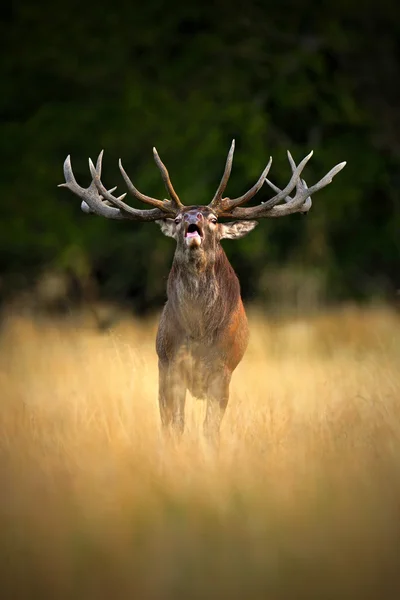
<box><xmin>1</xmin><ymin>0</ymin><xmax>399</xmax><ymax>312</ymax></box>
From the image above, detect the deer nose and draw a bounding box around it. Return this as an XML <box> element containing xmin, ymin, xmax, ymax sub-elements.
<box><xmin>184</xmin><ymin>212</ymin><xmax>203</xmax><ymax>224</ymax></box>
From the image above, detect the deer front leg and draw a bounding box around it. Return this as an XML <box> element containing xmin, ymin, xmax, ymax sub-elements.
<box><xmin>203</xmin><ymin>369</ymin><xmax>232</xmax><ymax>448</ymax></box>
<box><xmin>158</xmin><ymin>361</ymin><xmax>186</xmax><ymax>436</ymax></box>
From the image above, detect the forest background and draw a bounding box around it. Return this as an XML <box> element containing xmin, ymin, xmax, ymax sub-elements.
<box><xmin>1</xmin><ymin>1</ymin><xmax>399</xmax><ymax>315</ymax></box>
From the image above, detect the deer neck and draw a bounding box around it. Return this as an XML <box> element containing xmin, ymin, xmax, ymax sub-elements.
<box><xmin>167</xmin><ymin>246</ymin><xmax>240</xmax><ymax>338</ymax></box>
<box><xmin>172</xmin><ymin>244</ymin><xmax>222</xmax><ymax>293</ymax></box>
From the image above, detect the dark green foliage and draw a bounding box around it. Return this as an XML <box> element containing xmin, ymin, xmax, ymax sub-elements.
<box><xmin>1</xmin><ymin>1</ymin><xmax>399</xmax><ymax>311</ymax></box>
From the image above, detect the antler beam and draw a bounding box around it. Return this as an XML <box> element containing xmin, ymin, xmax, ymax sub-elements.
<box><xmin>212</xmin><ymin>146</ymin><xmax>346</xmax><ymax>219</ymax></box>
<box><xmin>59</xmin><ymin>150</ymin><xmax>181</xmax><ymax>221</ymax></box>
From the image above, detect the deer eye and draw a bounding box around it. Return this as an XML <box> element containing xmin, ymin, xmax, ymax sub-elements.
<box><xmin>174</xmin><ymin>217</ymin><xmax>181</xmax><ymax>224</ymax></box>
<box><xmin>210</xmin><ymin>217</ymin><xmax>217</xmax><ymax>224</ymax></box>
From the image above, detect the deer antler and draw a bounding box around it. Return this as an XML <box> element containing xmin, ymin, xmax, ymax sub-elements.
<box><xmin>59</xmin><ymin>149</ymin><xmax>183</xmax><ymax>221</ymax></box>
<box><xmin>152</xmin><ymin>147</ymin><xmax>183</xmax><ymax>210</ymax></box>
<box><xmin>211</xmin><ymin>147</ymin><xmax>346</xmax><ymax>219</ymax></box>
<box><xmin>59</xmin><ymin>143</ymin><xmax>346</xmax><ymax>222</ymax></box>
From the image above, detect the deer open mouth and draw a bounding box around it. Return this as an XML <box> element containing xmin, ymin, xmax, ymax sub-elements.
<box><xmin>185</xmin><ymin>223</ymin><xmax>203</xmax><ymax>245</ymax></box>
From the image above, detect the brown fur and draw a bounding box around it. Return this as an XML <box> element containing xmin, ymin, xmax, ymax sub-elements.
<box><xmin>155</xmin><ymin>206</ymin><xmax>257</xmax><ymax>444</ymax></box>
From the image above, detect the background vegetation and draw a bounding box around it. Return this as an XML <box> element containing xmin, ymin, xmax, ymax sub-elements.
<box><xmin>2</xmin><ymin>0</ymin><xmax>399</xmax><ymax>313</ymax></box>
<box><xmin>1</xmin><ymin>307</ymin><xmax>400</xmax><ymax>599</ymax></box>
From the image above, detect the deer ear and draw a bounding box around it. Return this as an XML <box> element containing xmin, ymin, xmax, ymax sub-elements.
<box><xmin>156</xmin><ymin>218</ymin><xmax>177</xmax><ymax>239</ymax></box>
<box><xmin>219</xmin><ymin>221</ymin><xmax>258</xmax><ymax>240</ymax></box>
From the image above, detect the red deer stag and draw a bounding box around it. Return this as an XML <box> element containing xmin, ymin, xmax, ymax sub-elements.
<box><xmin>59</xmin><ymin>141</ymin><xmax>345</xmax><ymax>444</ymax></box>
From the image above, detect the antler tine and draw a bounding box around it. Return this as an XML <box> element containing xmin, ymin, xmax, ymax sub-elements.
<box><xmin>118</xmin><ymin>159</ymin><xmax>175</xmax><ymax>212</ymax></box>
<box><xmin>95</xmin><ymin>148</ymin><xmax>104</xmax><ymax>176</ymax></box>
<box><xmin>209</xmin><ymin>139</ymin><xmax>236</xmax><ymax>210</ymax></box>
<box><xmin>153</xmin><ymin>147</ymin><xmax>183</xmax><ymax>209</ymax></box>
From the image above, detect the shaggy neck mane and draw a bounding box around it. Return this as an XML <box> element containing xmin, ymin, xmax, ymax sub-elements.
<box><xmin>166</xmin><ymin>245</ymin><xmax>242</xmax><ymax>334</ymax></box>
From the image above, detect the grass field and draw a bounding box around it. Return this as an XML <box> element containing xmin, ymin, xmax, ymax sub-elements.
<box><xmin>1</xmin><ymin>305</ymin><xmax>400</xmax><ymax>599</ymax></box>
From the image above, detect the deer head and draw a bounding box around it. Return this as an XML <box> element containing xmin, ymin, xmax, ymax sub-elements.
<box><xmin>157</xmin><ymin>206</ymin><xmax>258</xmax><ymax>258</ymax></box>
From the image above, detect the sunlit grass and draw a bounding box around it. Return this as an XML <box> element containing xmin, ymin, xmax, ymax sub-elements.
<box><xmin>1</xmin><ymin>305</ymin><xmax>400</xmax><ymax>599</ymax></box>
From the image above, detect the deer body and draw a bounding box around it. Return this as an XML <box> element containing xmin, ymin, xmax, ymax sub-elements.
<box><xmin>59</xmin><ymin>139</ymin><xmax>345</xmax><ymax>444</ymax></box>
<box><xmin>155</xmin><ymin>210</ymin><xmax>252</xmax><ymax>440</ymax></box>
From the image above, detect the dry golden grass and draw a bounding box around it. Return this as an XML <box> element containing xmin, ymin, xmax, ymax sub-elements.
<box><xmin>1</xmin><ymin>305</ymin><xmax>400</xmax><ymax>599</ymax></box>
